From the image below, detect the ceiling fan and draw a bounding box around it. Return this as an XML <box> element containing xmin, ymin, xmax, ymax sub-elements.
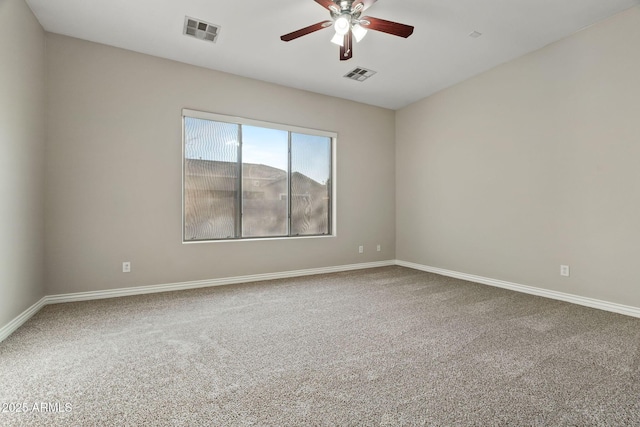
<box><xmin>280</xmin><ymin>0</ymin><xmax>414</xmax><ymax>61</ymax></box>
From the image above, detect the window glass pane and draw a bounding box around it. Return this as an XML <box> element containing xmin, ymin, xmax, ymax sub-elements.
<box><xmin>291</xmin><ymin>133</ymin><xmax>331</xmax><ymax>235</ymax></box>
<box><xmin>184</xmin><ymin>117</ymin><xmax>239</xmax><ymax>240</ymax></box>
<box><xmin>241</xmin><ymin>125</ymin><xmax>289</xmax><ymax>237</ymax></box>
<box><xmin>182</xmin><ymin>110</ymin><xmax>334</xmax><ymax>242</ymax></box>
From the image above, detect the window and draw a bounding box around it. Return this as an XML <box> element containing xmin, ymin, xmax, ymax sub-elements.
<box><xmin>182</xmin><ymin>109</ymin><xmax>335</xmax><ymax>242</ymax></box>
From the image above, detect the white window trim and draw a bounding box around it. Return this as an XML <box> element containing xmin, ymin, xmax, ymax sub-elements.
<box><xmin>181</xmin><ymin>108</ymin><xmax>338</xmax><ymax>243</ymax></box>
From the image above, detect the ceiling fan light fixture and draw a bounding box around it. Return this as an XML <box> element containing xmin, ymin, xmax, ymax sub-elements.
<box><xmin>352</xmin><ymin>24</ymin><xmax>368</xmax><ymax>42</ymax></box>
<box><xmin>330</xmin><ymin>32</ymin><xmax>344</xmax><ymax>46</ymax></box>
<box><xmin>334</xmin><ymin>15</ymin><xmax>351</xmax><ymax>36</ymax></box>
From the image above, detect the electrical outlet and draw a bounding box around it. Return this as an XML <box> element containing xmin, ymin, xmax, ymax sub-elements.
<box><xmin>377</xmin><ymin>244</ymin><xmax>381</xmax><ymax>252</ymax></box>
<box><xmin>123</xmin><ymin>262</ymin><xmax>131</xmax><ymax>273</ymax></box>
<box><xmin>560</xmin><ymin>265</ymin><xmax>570</xmax><ymax>277</ymax></box>
<box><xmin>358</xmin><ymin>245</ymin><xmax>364</xmax><ymax>254</ymax></box>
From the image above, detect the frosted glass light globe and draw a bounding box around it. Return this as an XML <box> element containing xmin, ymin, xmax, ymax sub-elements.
<box><xmin>334</xmin><ymin>15</ymin><xmax>350</xmax><ymax>36</ymax></box>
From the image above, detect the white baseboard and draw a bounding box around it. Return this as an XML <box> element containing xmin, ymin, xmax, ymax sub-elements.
<box><xmin>395</xmin><ymin>260</ymin><xmax>640</xmax><ymax>319</ymax></box>
<box><xmin>0</xmin><ymin>260</ymin><xmax>395</xmax><ymax>343</ymax></box>
<box><xmin>46</xmin><ymin>260</ymin><xmax>395</xmax><ymax>304</ymax></box>
<box><xmin>5</xmin><ymin>258</ymin><xmax>638</xmax><ymax>344</ymax></box>
<box><xmin>0</xmin><ymin>297</ymin><xmax>48</xmax><ymax>343</ymax></box>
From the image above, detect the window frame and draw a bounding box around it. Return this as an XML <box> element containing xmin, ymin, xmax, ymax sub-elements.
<box><xmin>181</xmin><ymin>108</ymin><xmax>337</xmax><ymax>243</ymax></box>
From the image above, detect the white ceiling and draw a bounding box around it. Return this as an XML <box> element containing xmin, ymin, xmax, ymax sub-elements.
<box><xmin>26</xmin><ymin>0</ymin><xmax>639</xmax><ymax>110</ymax></box>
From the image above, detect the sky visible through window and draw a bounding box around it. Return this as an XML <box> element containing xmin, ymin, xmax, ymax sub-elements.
<box><xmin>185</xmin><ymin>118</ymin><xmax>330</xmax><ymax>184</ymax></box>
<box><xmin>242</xmin><ymin>125</ymin><xmax>287</xmax><ymax>177</ymax></box>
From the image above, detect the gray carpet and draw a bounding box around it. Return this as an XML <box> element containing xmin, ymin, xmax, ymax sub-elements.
<box><xmin>1</xmin><ymin>266</ymin><xmax>639</xmax><ymax>426</ymax></box>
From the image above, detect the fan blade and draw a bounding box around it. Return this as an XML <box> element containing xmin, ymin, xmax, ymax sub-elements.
<box><xmin>314</xmin><ymin>0</ymin><xmax>338</xmax><ymax>11</ymax></box>
<box><xmin>352</xmin><ymin>0</ymin><xmax>377</xmax><ymax>12</ymax></box>
<box><xmin>281</xmin><ymin>21</ymin><xmax>333</xmax><ymax>42</ymax></box>
<box><xmin>360</xmin><ymin>16</ymin><xmax>414</xmax><ymax>38</ymax></box>
<box><xmin>340</xmin><ymin>32</ymin><xmax>353</xmax><ymax>61</ymax></box>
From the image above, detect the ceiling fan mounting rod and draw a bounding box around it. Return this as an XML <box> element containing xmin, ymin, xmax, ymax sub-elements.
<box><xmin>338</xmin><ymin>1</ymin><xmax>353</xmax><ymax>11</ymax></box>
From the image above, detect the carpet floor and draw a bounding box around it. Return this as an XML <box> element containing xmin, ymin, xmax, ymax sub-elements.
<box><xmin>1</xmin><ymin>266</ymin><xmax>639</xmax><ymax>426</ymax></box>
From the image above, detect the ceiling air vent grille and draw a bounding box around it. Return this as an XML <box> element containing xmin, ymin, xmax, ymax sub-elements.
<box><xmin>344</xmin><ymin>67</ymin><xmax>376</xmax><ymax>82</ymax></box>
<box><xmin>184</xmin><ymin>16</ymin><xmax>220</xmax><ymax>43</ymax></box>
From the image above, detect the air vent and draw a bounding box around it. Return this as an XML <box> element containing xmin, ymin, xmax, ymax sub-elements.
<box><xmin>183</xmin><ymin>16</ymin><xmax>220</xmax><ymax>43</ymax></box>
<box><xmin>344</xmin><ymin>67</ymin><xmax>376</xmax><ymax>82</ymax></box>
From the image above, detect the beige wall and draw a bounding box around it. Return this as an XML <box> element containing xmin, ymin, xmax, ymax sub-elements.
<box><xmin>0</xmin><ymin>0</ymin><xmax>46</xmax><ymax>325</ymax></box>
<box><xmin>44</xmin><ymin>34</ymin><xmax>396</xmax><ymax>294</ymax></box>
<box><xmin>396</xmin><ymin>7</ymin><xmax>640</xmax><ymax>307</ymax></box>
